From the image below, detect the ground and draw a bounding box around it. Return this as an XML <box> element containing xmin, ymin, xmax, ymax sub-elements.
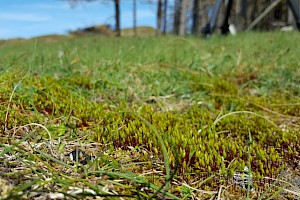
<box><xmin>0</xmin><ymin>31</ymin><xmax>300</xmax><ymax>199</ymax></box>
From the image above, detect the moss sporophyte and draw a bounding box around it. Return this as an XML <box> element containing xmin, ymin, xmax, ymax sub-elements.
<box><xmin>0</xmin><ymin>32</ymin><xmax>299</xmax><ymax>199</ymax></box>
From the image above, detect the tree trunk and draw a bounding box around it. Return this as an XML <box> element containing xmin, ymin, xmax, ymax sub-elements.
<box><xmin>192</xmin><ymin>0</ymin><xmax>201</xmax><ymax>35</ymax></box>
<box><xmin>252</xmin><ymin>0</ymin><xmax>258</xmax><ymax>21</ymax></box>
<box><xmin>174</xmin><ymin>0</ymin><xmax>181</xmax><ymax>34</ymax></box>
<box><xmin>179</xmin><ymin>0</ymin><xmax>189</xmax><ymax>36</ymax></box>
<box><xmin>157</xmin><ymin>0</ymin><xmax>163</xmax><ymax>35</ymax></box>
<box><xmin>133</xmin><ymin>0</ymin><xmax>137</xmax><ymax>36</ymax></box>
<box><xmin>115</xmin><ymin>0</ymin><xmax>121</xmax><ymax>37</ymax></box>
<box><xmin>163</xmin><ymin>0</ymin><xmax>168</xmax><ymax>34</ymax></box>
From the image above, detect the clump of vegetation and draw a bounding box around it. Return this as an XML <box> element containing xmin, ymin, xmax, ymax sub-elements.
<box><xmin>0</xmin><ymin>32</ymin><xmax>299</xmax><ymax>199</ymax></box>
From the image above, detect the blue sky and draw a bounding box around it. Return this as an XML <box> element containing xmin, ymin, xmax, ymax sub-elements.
<box><xmin>0</xmin><ymin>0</ymin><xmax>159</xmax><ymax>39</ymax></box>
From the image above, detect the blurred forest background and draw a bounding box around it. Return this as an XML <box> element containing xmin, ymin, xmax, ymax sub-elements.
<box><xmin>69</xmin><ymin>0</ymin><xmax>300</xmax><ymax>37</ymax></box>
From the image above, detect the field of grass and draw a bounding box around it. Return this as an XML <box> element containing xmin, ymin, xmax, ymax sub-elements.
<box><xmin>0</xmin><ymin>32</ymin><xmax>300</xmax><ymax>199</ymax></box>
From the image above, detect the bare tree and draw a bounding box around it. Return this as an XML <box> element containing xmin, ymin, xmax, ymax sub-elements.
<box><xmin>114</xmin><ymin>0</ymin><xmax>121</xmax><ymax>36</ymax></box>
<box><xmin>157</xmin><ymin>0</ymin><xmax>163</xmax><ymax>35</ymax></box>
<box><xmin>68</xmin><ymin>0</ymin><xmax>121</xmax><ymax>37</ymax></box>
<box><xmin>179</xmin><ymin>0</ymin><xmax>189</xmax><ymax>36</ymax></box>
<box><xmin>192</xmin><ymin>0</ymin><xmax>201</xmax><ymax>35</ymax></box>
<box><xmin>173</xmin><ymin>0</ymin><xmax>181</xmax><ymax>34</ymax></box>
<box><xmin>162</xmin><ymin>0</ymin><xmax>168</xmax><ymax>34</ymax></box>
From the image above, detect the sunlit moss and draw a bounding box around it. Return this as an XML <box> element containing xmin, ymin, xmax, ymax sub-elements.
<box><xmin>0</xmin><ymin>33</ymin><xmax>299</xmax><ymax>194</ymax></box>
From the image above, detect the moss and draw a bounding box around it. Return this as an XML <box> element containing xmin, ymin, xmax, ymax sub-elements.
<box><xmin>1</xmin><ymin>33</ymin><xmax>300</xmax><ymax>197</ymax></box>
<box><xmin>1</xmin><ymin>74</ymin><xmax>299</xmax><ymax>178</ymax></box>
